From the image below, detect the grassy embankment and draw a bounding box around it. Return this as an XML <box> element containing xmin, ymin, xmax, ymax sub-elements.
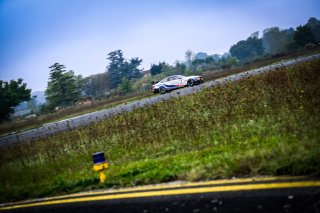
<box><xmin>0</xmin><ymin>59</ymin><xmax>319</xmax><ymax>203</ymax></box>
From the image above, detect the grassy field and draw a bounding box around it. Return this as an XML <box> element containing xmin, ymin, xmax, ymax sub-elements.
<box><xmin>0</xmin><ymin>58</ymin><xmax>319</xmax><ymax>203</ymax></box>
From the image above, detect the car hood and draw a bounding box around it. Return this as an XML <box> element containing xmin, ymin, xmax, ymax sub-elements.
<box><xmin>186</xmin><ymin>75</ymin><xmax>201</xmax><ymax>78</ymax></box>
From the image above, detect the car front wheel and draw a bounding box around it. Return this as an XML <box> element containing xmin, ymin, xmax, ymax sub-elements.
<box><xmin>159</xmin><ymin>87</ymin><xmax>166</xmax><ymax>94</ymax></box>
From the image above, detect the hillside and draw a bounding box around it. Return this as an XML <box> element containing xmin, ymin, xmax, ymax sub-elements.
<box><xmin>0</xmin><ymin>58</ymin><xmax>319</xmax><ymax>203</ymax></box>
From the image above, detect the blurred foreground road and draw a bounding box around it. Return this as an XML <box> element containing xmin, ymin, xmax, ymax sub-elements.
<box><xmin>1</xmin><ymin>176</ymin><xmax>319</xmax><ymax>213</ymax></box>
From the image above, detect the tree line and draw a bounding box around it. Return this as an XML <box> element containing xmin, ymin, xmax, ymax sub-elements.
<box><xmin>1</xmin><ymin>17</ymin><xmax>319</xmax><ymax>122</ymax></box>
<box><xmin>229</xmin><ymin>17</ymin><xmax>319</xmax><ymax>62</ymax></box>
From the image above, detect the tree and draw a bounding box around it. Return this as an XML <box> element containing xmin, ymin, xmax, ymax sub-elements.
<box><xmin>45</xmin><ymin>63</ymin><xmax>81</xmax><ymax>109</ymax></box>
<box><xmin>211</xmin><ymin>54</ymin><xmax>221</xmax><ymax>62</ymax></box>
<box><xmin>294</xmin><ymin>25</ymin><xmax>316</xmax><ymax>47</ymax></box>
<box><xmin>124</xmin><ymin>57</ymin><xmax>143</xmax><ymax>79</ymax></box>
<box><xmin>281</xmin><ymin>28</ymin><xmax>296</xmax><ymax>52</ymax></box>
<box><xmin>306</xmin><ymin>17</ymin><xmax>320</xmax><ymax>42</ymax></box>
<box><xmin>262</xmin><ymin>27</ymin><xmax>296</xmax><ymax>55</ymax></box>
<box><xmin>107</xmin><ymin>50</ymin><xmax>125</xmax><ymax>88</ymax></box>
<box><xmin>185</xmin><ymin>49</ymin><xmax>194</xmax><ymax>67</ymax></box>
<box><xmin>229</xmin><ymin>32</ymin><xmax>264</xmax><ymax>62</ymax></box>
<box><xmin>159</xmin><ymin>62</ymin><xmax>176</xmax><ymax>75</ymax></box>
<box><xmin>80</xmin><ymin>72</ymin><xmax>110</xmax><ymax>98</ymax></box>
<box><xmin>150</xmin><ymin>62</ymin><xmax>164</xmax><ymax>75</ymax></box>
<box><xmin>226</xmin><ymin>56</ymin><xmax>238</xmax><ymax>67</ymax></box>
<box><xmin>0</xmin><ymin>78</ymin><xmax>31</xmax><ymax>122</ymax></box>
<box><xmin>174</xmin><ymin>61</ymin><xmax>186</xmax><ymax>75</ymax></box>
<box><xmin>107</xmin><ymin>50</ymin><xmax>143</xmax><ymax>88</ymax></box>
<box><xmin>27</xmin><ymin>95</ymin><xmax>40</xmax><ymax>114</ymax></box>
<box><xmin>118</xmin><ymin>77</ymin><xmax>132</xmax><ymax>94</ymax></box>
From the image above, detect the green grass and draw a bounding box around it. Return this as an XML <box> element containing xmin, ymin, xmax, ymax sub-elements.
<box><xmin>0</xmin><ymin>59</ymin><xmax>319</xmax><ymax>203</ymax></box>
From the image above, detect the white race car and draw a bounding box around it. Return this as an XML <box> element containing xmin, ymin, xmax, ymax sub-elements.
<box><xmin>152</xmin><ymin>75</ymin><xmax>203</xmax><ymax>94</ymax></box>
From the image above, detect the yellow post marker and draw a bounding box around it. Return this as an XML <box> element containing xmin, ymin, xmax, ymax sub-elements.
<box><xmin>92</xmin><ymin>152</ymin><xmax>109</xmax><ymax>183</ymax></box>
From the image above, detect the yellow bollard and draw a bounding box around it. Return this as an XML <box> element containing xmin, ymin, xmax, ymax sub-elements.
<box><xmin>99</xmin><ymin>171</ymin><xmax>107</xmax><ymax>183</ymax></box>
<box><xmin>92</xmin><ymin>152</ymin><xmax>109</xmax><ymax>183</ymax></box>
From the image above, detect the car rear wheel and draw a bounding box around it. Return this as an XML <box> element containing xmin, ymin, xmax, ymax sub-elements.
<box><xmin>187</xmin><ymin>79</ymin><xmax>195</xmax><ymax>87</ymax></box>
<box><xmin>159</xmin><ymin>87</ymin><xmax>166</xmax><ymax>94</ymax></box>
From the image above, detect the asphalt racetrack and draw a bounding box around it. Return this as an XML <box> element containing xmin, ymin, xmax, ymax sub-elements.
<box><xmin>1</xmin><ymin>176</ymin><xmax>319</xmax><ymax>213</ymax></box>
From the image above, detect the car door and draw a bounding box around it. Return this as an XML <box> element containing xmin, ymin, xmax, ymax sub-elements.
<box><xmin>171</xmin><ymin>76</ymin><xmax>184</xmax><ymax>87</ymax></box>
<box><xmin>166</xmin><ymin>77</ymin><xmax>175</xmax><ymax>86</ymax></box>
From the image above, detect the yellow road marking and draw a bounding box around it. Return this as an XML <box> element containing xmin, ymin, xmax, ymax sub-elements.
<box><xmin>1</xmin><ymin>180</ymin><xmax>319</xmax><ymax>211</ymax></box>
<box><xmin>28</xmin><ymin>176</ymin><xmax>305</xmax><ymax>201</ymax></box>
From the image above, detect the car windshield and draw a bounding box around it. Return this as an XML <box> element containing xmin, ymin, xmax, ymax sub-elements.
<box><xmin>160</xmin><ymin>78</ymin><xmax>168</xmax><ymax>83</ymax></box>
<box><xmin>161</xmin><ymin>75</ymin><xmax>184</xmax><ymax>82</ymax></box>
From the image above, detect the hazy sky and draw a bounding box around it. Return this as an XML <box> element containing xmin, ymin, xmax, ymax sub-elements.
<box><xmin>1</xmin><ymin>0</ymin><xmax>319</xmax><ymax>91</ymax></box>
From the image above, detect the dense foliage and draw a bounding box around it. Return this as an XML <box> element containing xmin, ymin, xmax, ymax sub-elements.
<box><xmin>80</xmin><ymin>72</ymin><xmax>110</xmax><ymax>98</ymax></box>
<box><xmin>262</xmin><ymin>27</ymin><xmax>295</xmax><ymax>55</ymax></box>
<box><xmin>229</xmin><ymin>32</ymin><xmax>264</xmax><ymax>61</ymax></box>
<box><xmin>150</xmin><ymin>62</ymin><xmax>165</xmax><ymax>76</ymax></box>
<box><xmin>45</xmin><ymin>63</ymin><xmax>81</xmax><ymax>109</ymax></box>
<box><xmin>229</xmin><ymin>17</ymin><xmax>320</xmax><ymax>61</ymax></box>
<box><xmin>307</xmin><ymin>17</ymin><xmax>320</xmax><ymax>41</ymax></box>
<box><xmin>0</xmin><ymin>79</ymin><xmax>31</xmax><ymax>122</ymax></box>
<box><xmin>107</xmin><ymin>50</ymin><xmax>142</xmax><ymax>89</ymax></box>
<box><xmin>294</xmin><ymin>25</ymin><xmax>316</xmax><ymax>47</ymax></box>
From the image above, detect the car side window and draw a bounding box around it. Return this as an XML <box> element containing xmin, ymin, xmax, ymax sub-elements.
<box><xmin>172</xmin><ymin>76</ymin><xmax>180</xmax><ymax>81</ymax></box>
<box><xmin>160</xmin><ymin>78</ymin><xmax>167</xmax><ymax>83</ymax></box>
